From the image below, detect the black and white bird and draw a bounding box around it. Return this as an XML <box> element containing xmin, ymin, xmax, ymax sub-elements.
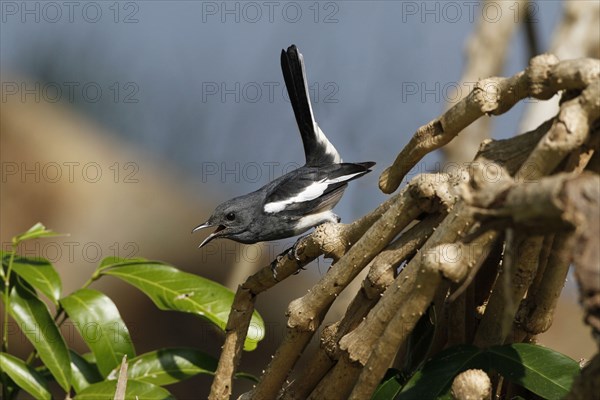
<box><xmin>193</xmin><ymin>45</ymin><xmax>375</xmax><ymax>248</ymax></box>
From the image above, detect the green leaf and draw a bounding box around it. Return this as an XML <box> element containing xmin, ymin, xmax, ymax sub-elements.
<box><xmin>13</xmin><ymin>223</ymin><xmax>64</xmax><ymax>244</ymax></box>
<box><xmin>234</xmin><ymin>371</ymin><xmax>259</xmax><ymax>383</ymax></box>
<box><xmin>397</xmin><ymin>343</ymin><xmax>580</xmax><ymax>400</ymax></box>
<box><xmin>113</xmin><ymin>347</ymin><xmax>217</xmax><ymax>386</ymax></box>
<box><xmin>69</xmin><ymin>350</ymin><xmax>102</xmax><ymax>393</ymax></box>
<box><xmin>398</xmin><ymin>345</ymin><xmax>484</xmax><ymax>400</ymax></box>
<box><xmin>9</xmin><ymin>282</ymin><xmax>71</xmax><ymax>391</ymax></box>
<box><xmin>98</xmin><ymin>256</ymin><xmax>147</xmax><ymax>272</ymax></box>
<box><xmin>60</xmin><ymin>288</ymin><xmax>135</xmax><ymax>377</ymax></box>
<box><xmin>101</xmin><ymin>261</ymin><xmax>265</xmax><ymax>351</ymax></box>
<box><xmin>488</xmin><ymin>343</ymin><xmax>579</xmax><ymax>399</ymax></box>
<box><xmin>6</xmin><ymin>255</ymin><xmax>61</xmax><ymax>304</ymax></box>
<box><xmin>372</xmin><ymin>369</ymin><xmax>403</xmax><ymax>400</ymax></box>
<box><xmin>82</xmin><ymin>352</ymin><xmax>97</xmax><ymax>364</ymax></box>
<box><xmin>74</xmin><ymin>379</ymin><xmax>174</xmax><ymax>400</ymax></box>
<box><xmin>0</xmin><ymin>352</ymin><xmax>51</xmax><ymax>400</ymax></box>
<box><xmin>0</xmin><ymin>250</ymin><xmax>7</xmax><ymax>280</ymax></box>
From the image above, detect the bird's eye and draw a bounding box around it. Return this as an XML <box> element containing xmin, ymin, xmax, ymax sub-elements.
<box><xmin>226</xmin><ymin>212</ymin><xmax>236</xmax><ymax>221</ymax></box>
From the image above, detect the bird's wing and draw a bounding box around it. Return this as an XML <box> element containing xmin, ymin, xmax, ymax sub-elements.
<box><xmin>281</xmin><ymin>45</ymin><xmax>341</xmax><ymax>166</ymax></box>
<box><xmin>263</xmin><ymin>163</ymin><xmax>374</xmax><ymax>214</ymax></box>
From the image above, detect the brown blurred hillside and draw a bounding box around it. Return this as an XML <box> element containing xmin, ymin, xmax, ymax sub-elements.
<box><xmin>0</xmin><ymin>79</ymin><xmax>331</xmax><ymax>397</ymax></box>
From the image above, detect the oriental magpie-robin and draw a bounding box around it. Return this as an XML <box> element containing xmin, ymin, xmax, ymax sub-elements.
<box><xmin>193</xmin><ymin>45</ymin><xmax>375</xmax><ymax>248</ymax></box>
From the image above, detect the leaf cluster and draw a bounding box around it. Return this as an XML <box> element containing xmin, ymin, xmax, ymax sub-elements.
<box><xmin>1</xmin><ymin>223</ymin><xmax>263</xmax><ymax>399</ymax></box>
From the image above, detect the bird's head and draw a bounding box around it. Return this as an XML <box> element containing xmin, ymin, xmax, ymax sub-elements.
<box><xmin>193</xmin><ymin>196</ymin><xmax>254</xmax><ymax>248</ymax></box>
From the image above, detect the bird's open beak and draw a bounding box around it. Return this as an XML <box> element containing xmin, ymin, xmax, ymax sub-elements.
<box><xmin>192</xmin><ymin>222</ymin><xmax>227</xmax><ymax>248</ymax></box>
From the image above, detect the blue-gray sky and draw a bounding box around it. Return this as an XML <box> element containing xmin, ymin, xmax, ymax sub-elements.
<box><xmin>1</xmin><ymin>0</ymin><xmax>563</xmax><ymax>220</ymax></box>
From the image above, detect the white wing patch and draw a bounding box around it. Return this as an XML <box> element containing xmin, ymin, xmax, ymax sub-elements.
<box><xmin>263</xmin><ymin>171</ymin><xmax>363</xmax><ymax>213</ymax></box>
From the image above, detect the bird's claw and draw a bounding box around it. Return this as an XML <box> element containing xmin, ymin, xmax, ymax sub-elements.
<box><xmin>287</xmin><ymin>245</ymin><xmax>302</xmax><ymax>263</ymax></box>
<box><xmin>293</xmin><ymin>265</ymin><xmax>306</xmax><ymax>275</ymax></box>
<box><xmin>270</xmin><ymin>259</ymin><xmax>280</xmax><ymax>281</ymax></box>
<box><xmin>271</xmin><ymin>234</ymin><xmax>313</xmax><ymax>279</ymax></box>
<box><xmin>288</xmin><ymin>233</ymin><xmax>310</xmax><ymax>262</ymax></box>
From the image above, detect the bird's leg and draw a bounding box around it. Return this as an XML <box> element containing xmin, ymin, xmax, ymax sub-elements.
<box><xmin>270</xmin><ymin>235</ymin><xmax>309</xmax><ymax>279</ymax></box>
<box><xmin>287</xmin><ymin>232</ymin><xmax>321</xmax><ymax>275</ymax></box>
<box><xmin>289</xmin><ymin>215</ymin><xmax>340</xmax><ymax>273</ymax></box>
<box><xmin>276</xmin><ymin>215</ymin><xmax>343</xmax><ymax>278</ymax></box>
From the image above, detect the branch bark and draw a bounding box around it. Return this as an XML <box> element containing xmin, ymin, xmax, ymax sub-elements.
<box><xmin>245</xmin><ymin>174</ymin><xmax>452</xmax><ymax>399</ymax></box>
<box><xmin>380</xmin><ymin>56</ymin><xmax>599</xmax><ymax>193</ymax></box>
<box><xmin>209</xmin><ymin>201</ymin><xmax>395</xmax><ymax>399</ymax></box>
<box><xmin>281</xmin><ymin>213</ymin><xmax>445</xmax><ymax>399</ymax></box>
<box><xmin>210</xmin><ymin>53</ymin><xmax>599</xmax><ymax>400</ymax></box>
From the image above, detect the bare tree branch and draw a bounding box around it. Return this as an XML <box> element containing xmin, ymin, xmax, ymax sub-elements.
<box><xmin>443</xmin><ymin>0</ymin><xmax>529</xmax><ymax>163</ymax></box>
<box><xmin>210</xmin><ymin>53</ymin><xmax>599</xmax><ymax>400</ymax></box>
<box><xmin>245</xmin><ymin>174</ymin><xmax>452</xmax><ymax>399</ymax></box>
<box><xmin>209</xmin><ymin>187</ymin><xmax>409</xmax><ymax>398</ymax></box>
<box><xmin>380</xmin><ymin>56</ymin><xmax>599</xmax><ymax>194</ymax></box>
<box><xmin>281</xmin><ymin>213</ymin><xmax>445</xmax><ymax>399</ymax></box>
<box><xmin>513</xmin><ymin>232</ymin><xmax>573</xmax><ymax>341</ymax></box>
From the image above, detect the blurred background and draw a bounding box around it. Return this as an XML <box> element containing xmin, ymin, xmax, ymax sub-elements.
<box><xmin>1</xmin><ymin>1</ymin><xmax>598</xmax><ymax>397</ymax></box>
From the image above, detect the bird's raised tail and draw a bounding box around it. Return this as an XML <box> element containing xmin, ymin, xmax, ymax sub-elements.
<box><xmin>281</xmin><ymin>45</ymin><xmax>341</xmax><ymax>167</ymax></box>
